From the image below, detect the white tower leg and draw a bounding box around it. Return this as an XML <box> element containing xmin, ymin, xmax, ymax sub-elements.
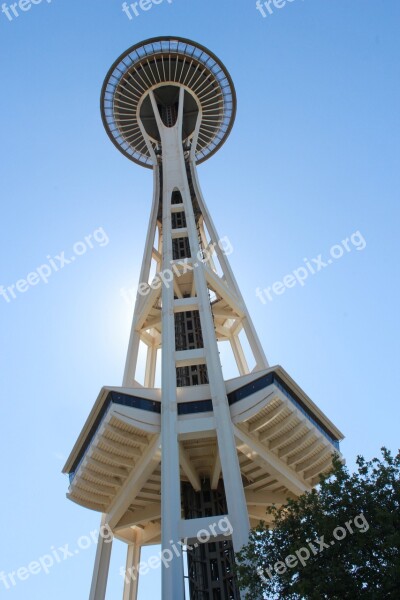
<box><xmin>180</xmin><ymin>166</ymin><xmax>250</xmax><ymax>550</ymax></box>
<box><xmin>188</xmin><ymin>162</ymin><xmax>269</xmax><ymax>372</ymax></box>
<box><xmin>123</xmin><ymin>168</ymin><xmax>161</xmax><ymax>387</ymax></box>
<box><xmin>149</xmin><ymin>89</ymin><xmax>186</xmax><ymax>600</ymax></box>
<box><xmin>144</xmin><ymin>344</ymin><xmax>157</xmax><ymax>387</ymax></box>
<box><xmin>123</xmin><ymin>531</ymin><xmax>142</xmax><ymax>600</ymax></box>
<box><xmin>230</xmin><ymin>333</ymin><xmax>250</xmax><ymax>376</ymax></box>
<box><xmin>89</xmin><ymin>514</ymin><xmax>113</xmax><ymax>600</ymax></box>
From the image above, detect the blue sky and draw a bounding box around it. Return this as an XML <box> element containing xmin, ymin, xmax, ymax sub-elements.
<box><xmin>0</xmin><ymin>0</ymin><xmax>399</xmax><ymax>598</ymax></box>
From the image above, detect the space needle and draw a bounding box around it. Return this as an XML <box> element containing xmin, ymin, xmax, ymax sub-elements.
<box><xmin>63</xmin><ymin>37</ymin><xmax>344</xmax><ymax>600</ymax></box>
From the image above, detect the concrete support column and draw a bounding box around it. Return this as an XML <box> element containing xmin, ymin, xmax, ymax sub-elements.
<box><xmin>144</xmin><ymin>344</ymin><xmax>157</xmax><ymax>387</ymax></box>
<box><xmin>177</xmin><ymin>123</ymin><xmax>251</xmax><ymax>552</ymax></box>
<box><xmin>189</xmin><ymin>162</ymin><xmax>269</xmax><ymax>372</ymax></box>
<box><xmin>89</xmin><ymin>514</ymin><xmax>113</xmax><ymax>600</ymax></box>
<box><xmin>149</xmin><ymin>89</ymin><xmax>185</xmax><ymax>600</ymax></box>
<box><xmin>123</xmin><ymin>167</ymin><xmax>160</xmax><ymax>387</ymax></box>
<box><xmin>182</xmin><ymin>182</ymin><xmax>251</xmax><ymax>551</ymax></box>
<box><xmin>230</xmin><ymin>334</ymin><xmax>250</xmax><ymax>376</ymax></box>
<box><xmin>123</xmin><ymin>531</ymin><xmax>142</xmax><ymax>600</ymax></box>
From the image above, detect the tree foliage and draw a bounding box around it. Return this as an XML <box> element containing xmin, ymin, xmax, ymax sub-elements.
<box><xmin>236</xmin><ymin>448</ymin><xmax>400</xmax><ymax>599</ymax></box>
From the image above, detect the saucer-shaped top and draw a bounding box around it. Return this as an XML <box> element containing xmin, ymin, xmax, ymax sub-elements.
<box><xmin>101</xmin><ymin>37</ymin><xmax>237</xmax><ymax>168</ymax></box>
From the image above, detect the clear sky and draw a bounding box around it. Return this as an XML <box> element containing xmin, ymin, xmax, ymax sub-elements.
<box><xmin>0</xmin><ymin>1</ymin><xmax>399</xmax><ymax>598</ymax></box>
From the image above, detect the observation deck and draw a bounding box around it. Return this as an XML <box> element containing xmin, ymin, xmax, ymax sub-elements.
<box><xmin>101</xmin><ymin>36</ymin><xmax>236</xmax><ymax>167</ymax></box>
<box><xmin>63</xmin><ymin>366</ymin><xmax>343</xmax><ymax>541</ymax></box>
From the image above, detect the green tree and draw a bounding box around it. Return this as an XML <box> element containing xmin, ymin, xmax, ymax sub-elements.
<box><xmin>236</xmin><ymin>448</ymin><xmax>400</xmax><ymax>599</ymax></box>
